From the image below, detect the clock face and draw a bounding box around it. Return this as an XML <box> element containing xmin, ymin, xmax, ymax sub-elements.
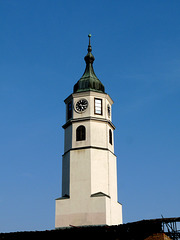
<box><xmin>75</xmin><ymin>99</ymin><xmax>88</xmax><ymax>113</ymax></box>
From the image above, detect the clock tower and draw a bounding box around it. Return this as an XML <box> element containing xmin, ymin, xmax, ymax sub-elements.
<box><xmin>55</xmin><ymin>35</ymin><xmax>123</xmax><ymax>227</ymax></box>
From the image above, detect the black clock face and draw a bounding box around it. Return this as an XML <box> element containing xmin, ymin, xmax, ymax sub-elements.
<box><xmin>76</xmin><ymin>99</ymin><xmax>88</xmax><ymax>112</ymax></box>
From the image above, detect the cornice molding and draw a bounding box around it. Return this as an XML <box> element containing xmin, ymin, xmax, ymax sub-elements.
<box><xmin>62</xmin><ymin>116</ymin><xmax>115</xmax><ymax>130</ymax></box>
<box><xmin>64</xmin><ymin>91</ymin><xmax>114</xmax><ymax>105</ymax></box>
<box><xmin>62</xmin><ymin>145</ymin><xmax>116</xmax><ymax>157</ymax></box>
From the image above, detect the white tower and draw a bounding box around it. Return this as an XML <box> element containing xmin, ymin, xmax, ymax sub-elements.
<box><xmin>55</xmin><ymin>35</ymin><xmax>122</xmax><ymax>228</ymax></box>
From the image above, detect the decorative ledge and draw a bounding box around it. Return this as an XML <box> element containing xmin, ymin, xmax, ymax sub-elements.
<box><xmin>91</xmin><ymin>192</ymin><xmax>111</xmax><ymax>199</ymax></box>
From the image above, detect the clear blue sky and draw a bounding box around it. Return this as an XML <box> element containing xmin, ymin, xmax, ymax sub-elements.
<box><xmin>0</xmin><ymin>0</ymin><xmax>180</xmax><ymax>233</ymax></box>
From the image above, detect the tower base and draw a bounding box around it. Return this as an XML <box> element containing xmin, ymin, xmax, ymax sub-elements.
<box><xmin>55</xmin><ymin>195</ymin><xmax>122</xmax><ymax>228</ymax></box>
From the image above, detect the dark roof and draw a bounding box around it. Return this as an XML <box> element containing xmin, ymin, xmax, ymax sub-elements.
<box><xmin>1</xmin><ymin>217</ymin><xmax>179</xmax><ymax>240</ymax></box>
<box><xmin>73</xmin><ymin>34</ymin><xmax>105</xmax><ymax>94</ymax></box>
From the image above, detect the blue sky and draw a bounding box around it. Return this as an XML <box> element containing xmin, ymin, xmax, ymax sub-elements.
<box><xmin>0</xmin><ymin>0</ymin><xmax>180</xmax><ymax>233</ymax></box>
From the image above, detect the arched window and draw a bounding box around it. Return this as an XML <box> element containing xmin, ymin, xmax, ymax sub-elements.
<box><xmin>76</xmin><ymin>125</ymin><xmax>86</xmax><ymax>141</ymax></box>
<box><xmin>109</xmin><ymin>129</ymin><xmax>112</xmax><ymax>145</ymax></box>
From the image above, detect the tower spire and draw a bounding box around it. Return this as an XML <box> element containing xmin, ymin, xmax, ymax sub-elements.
<box><xmin>73</xmin><ymin>34</ymin><xmax>105</xmax><ymax>93</ymax></box>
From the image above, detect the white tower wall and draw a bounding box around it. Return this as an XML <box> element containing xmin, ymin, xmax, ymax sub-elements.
<box><xmin>55</xmin><ymin>91</ymin><xmax>122</xmax><ymax>227</ymax></box>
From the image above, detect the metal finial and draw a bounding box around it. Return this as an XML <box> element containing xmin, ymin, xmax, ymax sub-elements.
<box><xmin>88</xmin><ymin>34</ymin><xmax>91</xmax><ymax>43</ymax></box>
<box><xmin>88</xmin><ymin>34</ymin><xmax>92</xmax><ymax>52</ymax></box>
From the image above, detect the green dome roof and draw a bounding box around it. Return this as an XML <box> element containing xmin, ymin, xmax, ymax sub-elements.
<box><xmin>73</xmin><ymin>35</ymin><xmax>105</xmax><ymax>93</ymax></box>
